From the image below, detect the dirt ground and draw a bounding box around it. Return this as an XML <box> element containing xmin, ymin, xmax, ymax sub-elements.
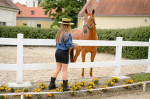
<box><xmin>0</xmin><ymin>46</ymin><xmax>149</xmax><ymax>99</ymax></box>
<box><xmin>0</xmin><ymin>46</ymin><xmax>148</xmax><ymax>83</ymax></box>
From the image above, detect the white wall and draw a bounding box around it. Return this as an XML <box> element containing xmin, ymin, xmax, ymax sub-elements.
<box><xmin>0</xmin><ymin>7</ymin><xmax>17</xmax><ymax>26</ymax></box>
<box><xmin>78</xmin><ymin>16</ymin><xmax>150</xmax><ymax>29</ymax></box>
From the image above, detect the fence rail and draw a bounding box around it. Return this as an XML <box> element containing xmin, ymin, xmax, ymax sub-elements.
<box><xmin>0</xmin><ymin>33</ymin><xmax>150</xmax><ymax>84</ymax></box>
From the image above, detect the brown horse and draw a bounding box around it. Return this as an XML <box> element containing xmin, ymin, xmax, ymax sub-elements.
<box><xmin>70</xmin><ymin>9</ymin><xmax>98</xmax><ymax>77</ymax></box>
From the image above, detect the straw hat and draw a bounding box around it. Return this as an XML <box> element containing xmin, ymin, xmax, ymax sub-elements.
<box><xmin>58</xmin><ymin>18</ymin><xmax>74</xmax><ymax>25</ymax></box>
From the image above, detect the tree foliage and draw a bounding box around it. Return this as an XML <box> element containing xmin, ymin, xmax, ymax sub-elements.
<box><xmin>43</xmin><ymin>0</ymin><xmax>86</xmax><ymax>28</ymax></box>
<box><xmin>38</xmin><ymin>0</ymin><xmax>43</xmax><ymax>4</ymax></box>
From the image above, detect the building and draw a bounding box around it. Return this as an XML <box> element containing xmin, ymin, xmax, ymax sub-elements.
<box><xmin>78</xmin><ymin>0</ymin><xmax>150</xmax><ymax>29</ymax></box>
<box><xmin>16</xmin><ymin>0</ymin><xmax>55</xmax><ymax>28</ymax></box>
<box><xmin>0</xmin><ymin>0</ymin><xmax>18</xmax><ymax>26</ymax></box>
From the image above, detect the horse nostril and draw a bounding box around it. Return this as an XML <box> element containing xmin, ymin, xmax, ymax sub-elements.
<box><xmin>83</xmin><ymin>29</ymin><xmax>85</xmax><ymax>33</ymax></box>
<box><xmin>83</xmin><ymin>29</ymin><xmax>88</xmax><ymax>34</ymax></box>
<box><xmin>85</xmin><ymin>30</ymin><xmax>87</xmax><ymax>33</ymax></box>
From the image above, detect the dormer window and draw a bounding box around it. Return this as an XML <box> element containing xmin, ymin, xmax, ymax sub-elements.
<box><xmin>31</xmin><ymin>10</ymin><xmax>35</xmax><ymax>15</ymax></box>
<box><xmin>18</xmin><ymin>10</ymin><xmax>22</xmax><ymax>14</ymax></box>
<box><xmin>44</xmin><ymin>11</ymin><xmax>47</xmax><ymax>15</ymax></box>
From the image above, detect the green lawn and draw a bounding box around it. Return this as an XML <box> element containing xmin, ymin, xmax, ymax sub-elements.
<box><xmin>129</xmin><ymin>73</ymin><xmax>150</xmax><ymax>91</ymax></box>
<box><xmin>130</xmin><ymin>73</ymin><xmax>150</xmax><ymax>82</ymax></box>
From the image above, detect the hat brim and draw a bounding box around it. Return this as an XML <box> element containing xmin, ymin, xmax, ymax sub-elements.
<box><xmin>58</xmin><ymin>22</ymin><xmax>74</xmax><ymax>25</ymax></box>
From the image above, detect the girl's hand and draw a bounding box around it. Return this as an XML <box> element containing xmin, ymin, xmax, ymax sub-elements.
<box><xmin>74</xmin><ymin>43</ymin><xmax>79</xmax><ymax>47</ymax></box>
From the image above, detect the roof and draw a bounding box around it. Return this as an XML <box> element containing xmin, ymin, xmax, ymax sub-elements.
<box><xmin>79</xmin><ymin>0</ymin><xmax>150</xmax><ymax>16</ymax></box>
<box><xmin>15</xmin><ymin>2</ymin><xmax>55</xmax><ymax>18</ymax></box>
<box><xmin>0</xmin><ymin>0</ymin><xmax>18</xmax><ymax>10</ymax></box>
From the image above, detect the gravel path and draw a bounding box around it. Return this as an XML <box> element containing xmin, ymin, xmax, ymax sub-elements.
<box><xmin>0</xmin><ymin>46</ymin><xmax>147</xmax><ymax>83</ymax></box>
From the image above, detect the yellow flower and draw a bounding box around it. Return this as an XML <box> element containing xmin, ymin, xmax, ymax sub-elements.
<box><xmin>25</xmin><ymin>94</ymin><xmax>28</xmax><ymax>97</ymax></box>
<box><xmin>107</xmin><ymin>80</ymin><xmax>110</xmax><ymax>83</ymax></box>
<box><xmin>75</xmin><ymin>87</ymin><xmax>77</xmax><ymax>90</ymax></box>
<box><xmin>50</xmin><ymin>90</ymin><xmax>54</xmax><ymax>92</ymax></box>
<box><xmin>72</xmin><ymin>83</ymin><xmax>74</xmax><ymax>86</ymax></box>
<box><xmin>1</xmin><ymin>87</ymin><xmax>4</xmax><ymax>90</ymax></box>
<box><xmin>37</xmin><ymin>88</ymin><xmax>41</xmax><ymax>92</ymax></box>
<box><xmin>7</xmin><ymin>88</ymin><xmax>11</xmax><ymax>92</ymax></box>
<box><xmin>41</xmin><ymin>86</ymin><xmax>45</xmax><ymax>89</ymax></box>
<box><xmin>89</xmin><ymin>86</ymin><xmax>91</xmax><ymax>88</ymax></box>
<box><xmin>59</xmin><ymin>86</ymin><xmax>63</xmax><ymax>89</ymax></box>
<box><xmin>45</xmin><ymin>84</ymin><xmax>48</xmax><ymax>88</ymax></box>
<box><xmin>40</xmin><ymin>82</ymin><xmax>43</xmax><ymax>86</ymax></box>
<box><xmin>29</xmin><ymin>94</ymin><xmax>32</xmax><ymax>97</ymax></box>
<box><xmin>60</xmin><ymin>89</ymin><xmax>63</xmax><ymax>92</ymax></box>
<box><xmin>56</xmin><ymin>88</ymin><xmax>59</xmax><ymax>91</ymax></box>
<box><xmin>60</xmin><ymin>82</ymin><xmax>63</xmax><ymax>85</ymax></box>
<box><xmin>4</xmin><ymin>95</ymin><xmax>7</xmax><ymax>99</ymax></box>
<box><xmin>71</xmin><ymin>90</ymin><xmax>73</xmax><ymax>92</ymax></box>
<box><xmin>90</xmin><ymin>90</ymin><xmax>93</xmax><ymax>93</ymax></box>
<box><xmin>47</xmin><ymin>93</ymin><xmax>52</xmax><ymax>97</ymax></box>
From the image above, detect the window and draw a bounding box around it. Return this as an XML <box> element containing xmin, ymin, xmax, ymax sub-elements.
<box><xmin>44</xmin><ymin>11</ymin><xmax>47</xmax><ymax>15</ymax></box>
<box><xmin>23</xmin><ymin>23</ymin><xmax>27</xmax><ymax>26</ymax></box>
<box><xmin>37</xmin><ymin>24</ymin><xmax>41</xmax><ymax>28</ymax></box>
<box><xmin>31</xmin><ymin>10</ymin><xmax>35</xmax><ymax>15</ymax></box>
<box><xmin>96</xmin><ymin>0</ymin><xmax>99</xmax><ymax>2</ymax></box>
<box><xmin>0</xmin><ymin>22</ymin><xmax>6</xmax><ymax>26</ymax></box>
<box><xmin>18</xmin><ymin>10</ymin><xmax>22</xmax><ymax>14</ymax></box>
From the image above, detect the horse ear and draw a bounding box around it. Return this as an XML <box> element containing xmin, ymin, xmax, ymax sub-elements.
<box><xmin>85</xmin><ymin>9</ymin><xmax>88</xmax><ymax>14</ymax></box>
<box><xmin>92</xmin><ymin>9</ymin><xmax>95</xmax><ymax>15</ymax></box>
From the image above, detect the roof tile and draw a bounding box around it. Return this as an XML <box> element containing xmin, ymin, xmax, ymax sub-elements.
<box><xmin>16</xmin><ymin>2</ymin><xmax>55</xmax><ymax>18</ymax></box>
<box><xmin>0</xmin><ymin>0</ymin><xmax>18</xmax><ymax>9</ymax></box>
<box><xmin>80</xmin><ymin>0</ymin><xmax>150</xmax><ymax>16</ymax></box>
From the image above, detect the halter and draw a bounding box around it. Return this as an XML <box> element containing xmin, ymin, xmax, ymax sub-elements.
<box><xmin>83</xmin><ymin>21</ymin><xmax>96</xmax><ymax>33</ymax></box>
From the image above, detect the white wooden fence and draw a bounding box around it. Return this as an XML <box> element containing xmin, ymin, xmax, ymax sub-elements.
<box><xmin>0</xmin><ymin>33</ymin><xmax>150</xmax><ymax>84</ymax></box>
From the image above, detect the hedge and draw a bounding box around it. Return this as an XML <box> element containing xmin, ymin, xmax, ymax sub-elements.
<box><xmin>0</xmin><ymin>26</ymin><xmax>150</xmax><ymax>59</ymax></box>
<box><xmin>0</xmin><ymin>26</ymin><xmax>58</xmax><ymax>39</ymax></box>
<box><xmin>97</xmin><ymin>26</ymin><xmax>150</xmax><ymax>59</ymax></box>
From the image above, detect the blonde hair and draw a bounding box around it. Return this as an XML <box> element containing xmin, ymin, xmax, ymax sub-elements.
<box><xmin>56</xmin><ymin>24</ymin><xmax>71</xmax><ymax>44</ymax></box>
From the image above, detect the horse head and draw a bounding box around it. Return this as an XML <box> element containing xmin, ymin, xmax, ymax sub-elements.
<box><xmin>83</xmin><ymin>9</ymin><xmax>96</xmax><ymax>34</ymax></box>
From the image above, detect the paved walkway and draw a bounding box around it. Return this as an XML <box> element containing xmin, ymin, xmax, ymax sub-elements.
<box><xmin>82</xmin><ymin>92</ymin><xmax>150</xmax><ymax>99</ymax></box>
<box><xmin>104</xmin><ymin>92</ymin><xmax>150</xmax><ymax>99</ymax></box>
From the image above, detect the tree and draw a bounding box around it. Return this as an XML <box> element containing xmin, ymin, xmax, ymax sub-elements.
<box><xmin>38</xmin><ymin>0</ymin><xmax>43</xmax><ymax>4</ymax></box>
<box><xmin>43</xmin><ymin>0</ymin><xmax>86</xmax><ymax>28</ymax></box>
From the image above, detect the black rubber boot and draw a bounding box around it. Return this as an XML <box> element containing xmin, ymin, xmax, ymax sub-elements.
<box><xmin>63</xmin><ymin>80</ymin><xmax>70</xmax><ymax>92</ymax></box>
<box><xmin>49</xmin><ymin>77</ymin><xmax>57</xmax><ymax>90</ymax></box>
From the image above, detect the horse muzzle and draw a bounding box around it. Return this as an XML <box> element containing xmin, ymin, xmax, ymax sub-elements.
<box><xmin>83</xmin><ymin>29</ymin><xmax>88</xmax><ymax>34</ymax></box>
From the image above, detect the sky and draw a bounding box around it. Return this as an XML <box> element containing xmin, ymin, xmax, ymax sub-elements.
<box><xmin>15</xmin><ymin>0</ymin><xmax>27</xmax><ymax>4</ymax></box>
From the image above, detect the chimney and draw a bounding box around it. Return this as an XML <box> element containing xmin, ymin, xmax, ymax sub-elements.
<box><xmin>35</xmin><ymin>0</ymin><xmax>38</xmax><ymax>7</ymax></box>
<box><xmin>27</xmin><ymin>0</ymin><xmax>34</xmax><ymax>7</ymax></box>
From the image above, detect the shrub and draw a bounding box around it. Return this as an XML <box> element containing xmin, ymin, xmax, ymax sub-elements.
<box><xmin>0</xmin><ymin>25</ymin><xmax>150</xmax><ymax>59</ymax></box>
<box><xmin>97</xmin><ymin>26</ymin><xmax>150</xmax><ymax>59</ymax></box>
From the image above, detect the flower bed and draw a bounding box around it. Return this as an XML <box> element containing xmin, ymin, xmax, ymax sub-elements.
<box><xmin>0</xmin><ymin>77</ymin><xmax>144</xmax><ymax>99</ymax></box>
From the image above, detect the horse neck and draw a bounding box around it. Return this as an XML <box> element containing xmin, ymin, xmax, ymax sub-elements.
<box><xmin>88</xmin><ymin>25</ymin><xmax>97</xmax><ymax>40</ymax></box>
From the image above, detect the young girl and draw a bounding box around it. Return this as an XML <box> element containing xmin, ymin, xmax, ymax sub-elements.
<box><xmin>49</xmin><ymin>18</ymin><xmax>78</xmax><ymax>91</ymax></box>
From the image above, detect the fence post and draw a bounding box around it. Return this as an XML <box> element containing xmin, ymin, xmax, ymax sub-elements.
<box><xmin>147</xmin><ymin>39</ymin><xmax>150</xmax><ymax>72</ymax></box>
<box><xmin>17</xmin><ymin>33</ymin><xmax>23</xmax><ymax>84</ymax></box>
<box><xmin>115</xmin><ymin>37</ymin><xmax>123</xmax><ymax>76</ymax></box>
